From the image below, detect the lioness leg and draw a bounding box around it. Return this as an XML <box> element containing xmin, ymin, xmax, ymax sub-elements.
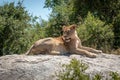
<box><xmin>80</xmin><ymin>46</ymin><xmax>102</xmax><ymax>54</ymax></box>
<box><xmin>73</xmin><ymin>48</ymin><xmax>97</xmax><ymax>58</ymax></box>
<box><xmin>50</xmin><ymin>50</ymin><xmax>61</xmax><ymax>55</ymax></box>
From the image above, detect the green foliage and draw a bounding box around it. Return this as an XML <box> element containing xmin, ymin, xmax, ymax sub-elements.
<box><xmin>28</xmin><ymin>22</ymin><xmax>46</xmax><ymax>44</ymax></box>
<box><xmin>0</xmin><ymin>2</ymin><xmax>46</xmax><ymax>56</ymax></box>
<box><xmin>0</xmin><ymin>0</ymin><xmax>120</xmax><ymax>55</ymax></box>
<box><xmin>57</xmin><ymin>58</ymin><xmax>89</xmax><ymax>80</ymax></box>
<box><xmin>57</xmin><ymin>58</ymin><xmax>120</xmax><ymax>80</ymax></box>
<box><xmin>71</xmin><ymin>0</ymin><xmax>120</xmax><ymax>23</ymax></box>
<box><xmin>113</xmin><ymin>13</ymin><xmax>120</xmax><ymax>48</ymax></box>
<box><xmin>45</xmin><ymin>19</ymin><xmax>62</xmax><ymax>37</ymax></box>
<box><xmin>45</xmin><ymin>0</ymin><xmax>120</xmax><ymax>24</ymax></box>
<box><xmin>110</xmin><ymin>72</ymin><xmax>120</xmax><ymax>80</ymax></box>
<box><xmin>44</xmin><ymin>0</ymin><xmax>77</xmax><ymax>37</ymax></box>
<box><xmin>93</xmin><ymin>74</ymin><xmax>102</xmax><ymax>80</ymax></box>
<box><xmin>77</xmin><ymin>12</ymin><xmax>114</xmax><ymax>52</ymax></box>
<box><xmin>45</xmin><ymin>0</ymin><xmax>120</xmax><ymax>53</ymax></box>
<box><xmin>0</xmin><ymin>2</ymin><xmax>31</xmax><ymax>55</ymax></box>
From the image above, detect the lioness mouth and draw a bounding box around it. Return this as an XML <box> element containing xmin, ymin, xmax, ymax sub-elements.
<box><xmin>62</xmin><ymin>36</ymin><xmax>71</xmax><ymax>42</ymax></box>
<box><xmin>65</xmin><ymin>38</ymin><xmax>71</xmax><ymax>42</ymax></box>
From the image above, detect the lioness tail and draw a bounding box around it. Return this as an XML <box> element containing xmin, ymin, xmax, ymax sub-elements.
<box><xmin>25</xmin><ymin>45</ymin><xmax>34</xmax><ymax>55</ymax></box>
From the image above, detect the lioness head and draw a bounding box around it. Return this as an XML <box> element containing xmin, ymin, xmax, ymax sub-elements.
<box><xmin>62</xmin><ymin>24</ymin><xmax>77</xmax><ymax>42</ymax></box>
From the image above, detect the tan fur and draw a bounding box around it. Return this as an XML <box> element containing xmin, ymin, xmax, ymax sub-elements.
<box><xmin>26</xmin><ymin>37</ymin><xmax>68</xmax><ymax>55</ymax></box>
<box><xmin>26</xmin><ymin>24</ymin><xmax>102</xmax><ymax>58</ymax></box>
<box><xmin>63</xmin><ymin>24</ymin><xmax>102</xmax><ymax>58</ymax></box>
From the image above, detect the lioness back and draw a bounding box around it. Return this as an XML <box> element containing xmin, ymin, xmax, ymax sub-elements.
<box><xmin>26</xmin><ymin>37</ymin><xmax>68</xmax><ymax>55</ymax></box>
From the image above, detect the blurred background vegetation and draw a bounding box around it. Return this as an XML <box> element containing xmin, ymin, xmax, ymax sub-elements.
<box><xmin>0</xmin><ymin>0</ymin><xmax>120</xmax><ymax>56</ymax></box>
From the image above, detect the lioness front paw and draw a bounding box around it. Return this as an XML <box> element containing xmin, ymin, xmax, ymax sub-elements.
<box><xmin>88</xmin><ymin>53</ymin><xmax>97</xmax><ymax>58</ymax></box>
<box><xmin>97</xmin><ymin>50</ymin><xmax>102</xmax><ymax>54</ymax></box>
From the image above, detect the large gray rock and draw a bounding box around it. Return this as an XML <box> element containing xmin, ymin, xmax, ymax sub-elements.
<box><xmin>0</xmin><ymin>53</ymin><xmax>120</xmax><ymax>80</ymax></box>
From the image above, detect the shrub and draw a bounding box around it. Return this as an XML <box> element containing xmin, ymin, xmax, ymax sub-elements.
<box><xmin>0</xmin><ymin>2</ymin><xmax>32</xmax><ymax>55</ymax></box>
<box><xmin>77</xmin><ymin>12</ymin><xmax>114</xmax><ymax>53</ymax></box>
<box><xmin>56</xmin><ymin>58</ymin><xmax>89</xmax><ymax>80</ymax></box>
<box><xmin>110</xmin><ymin>72</ymin><xmax>120</xmax><ymax>80</ymax></box>
<box><xmin>113</xmin><ymin>13</ymin><xmax>120</xmax><ymax>49</ymax></box>
<box><xmin>56</xmin><ymin>58</ymin><xmax>120</xmax><ymax>80</ymax></box>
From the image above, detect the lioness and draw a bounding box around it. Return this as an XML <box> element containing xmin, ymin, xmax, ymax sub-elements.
<box><xmin>26</xmin><ymin>24</ymin><xmax>102</xmax><ymax>58</ymax></box>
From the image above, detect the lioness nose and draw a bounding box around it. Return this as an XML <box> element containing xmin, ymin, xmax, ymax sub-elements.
<box><xmin>64</xmin><ymin>36</ymin><xmax>67</xmax><ymax>38</ymax></box>
<box><xmin>63</xmin><ymin>35</ymin><xmax>67</xmax><ymax>38</ymax></box>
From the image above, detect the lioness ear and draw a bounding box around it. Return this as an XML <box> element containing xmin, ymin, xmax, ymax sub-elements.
<box><xmin>70</xmin><ymin>24</ymin><xmax>77</xmax><ymax>30</ymax></box>
<box><xmin>62</xmin><ymin>26</ymin><xmax>66</xmax><ymax>31</ymax></box>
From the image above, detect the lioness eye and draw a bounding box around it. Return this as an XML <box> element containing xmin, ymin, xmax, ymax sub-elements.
<box><xmin>63</xmin><ymin>31</ymin><xmax>66</xmax><ymax>34</ymax></box>
<box><xmin>67</xmin><ymin>30</ymin><xmax>70</xmax><ymax>33</ymax></box>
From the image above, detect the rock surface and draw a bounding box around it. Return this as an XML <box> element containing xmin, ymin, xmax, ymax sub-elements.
<box><xmin>0</xmin><ymin>53</ymin><xmax>120</xmax><ymax>80</ymax></box>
